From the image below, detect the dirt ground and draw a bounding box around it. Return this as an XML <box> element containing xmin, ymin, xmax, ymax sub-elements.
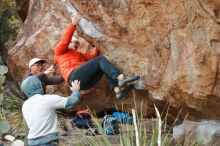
<box><xmin>1</xmin><ymin>118</ymin><xmax>174</xmax><ymax>146</ymax></box>
<box><xmin>58</xmin><ymin>118</ymin><xmax>173</xmax><ymax>146</ymax></box>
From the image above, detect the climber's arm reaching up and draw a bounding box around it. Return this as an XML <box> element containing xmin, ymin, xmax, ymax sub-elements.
<box><xmin>54</xmin><ymin>14</ymin><xmax>81</xmax><ymax>56</ymax></box>
<box><xmin>54</xmin><ymin>24</ymin><xmax>76</xmax><ymax>56</ymax></box>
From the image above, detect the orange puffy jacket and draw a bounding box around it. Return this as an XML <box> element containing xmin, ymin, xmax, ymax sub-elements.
<box><xmin>54</xmin><ymin>24</ymin><xmax>100</xmax><ymax>82</ymax></box>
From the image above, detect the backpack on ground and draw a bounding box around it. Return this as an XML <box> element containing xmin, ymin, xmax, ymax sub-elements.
<box><xmin>71</xmin><ymin>109</ymin><xmax>92</xmax><ymax>129</ymax></box>
<box><xmin>112</xmin><ymin>112</ymin><xmax>133</xmax><ymax>125</ymax></box>
<box><xmin>102</xmin><ymin>115</ymin><xmax>120</xmax><ymax>135</ymax></box>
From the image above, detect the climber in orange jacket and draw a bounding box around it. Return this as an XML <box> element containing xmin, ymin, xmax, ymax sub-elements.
<box><xmin>54</xmin><ymin>13</ymin><xmax>140</xmax><ymax>100</ymax></box>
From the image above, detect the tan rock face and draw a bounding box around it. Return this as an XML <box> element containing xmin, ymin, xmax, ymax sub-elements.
<box><xmin>8</xmin><ymin>0</ymin><xmax>220</xmax><ymax>122</ymax></box>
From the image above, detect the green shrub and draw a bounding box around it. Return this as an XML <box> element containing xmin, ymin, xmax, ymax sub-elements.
<box><xmin>0</xmin><ymin>65</ymin><xmax>10</xmax><ymax>137</ymax></box>
<box><xmin>0</xmin><ymin>0</ymin><xmax>21</xmax><ymax>49</ymax></box>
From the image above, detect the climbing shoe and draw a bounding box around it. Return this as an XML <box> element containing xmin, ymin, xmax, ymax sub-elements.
<box><xmin>118</xmin><ymin>75</ymin><xmax>140</xmax><ymax>87</ymax></box>
<box><xmin>116</xmin><ymin>85</ymin><xmax>133</xmax><ymax>100</ymax></box>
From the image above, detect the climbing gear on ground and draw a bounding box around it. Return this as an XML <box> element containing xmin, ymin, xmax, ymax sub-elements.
<box><xmin>71</xmin><ymin>109</ymin><xmax>92</xmax><ymax>129</ymax></box>
<box><xmin>102</xmin><ymin>115</ymin><xmax>120</xmax><ymax>135</ymax></box>
<box><xmin>118</xmin><ymin>75</ymin><xmax>140</xmax><ymax>87</ymax></box>
<box><xmin>112</xmin><ymin>112</ymin><xmax>133</xmax><ymax>125</ymax></box>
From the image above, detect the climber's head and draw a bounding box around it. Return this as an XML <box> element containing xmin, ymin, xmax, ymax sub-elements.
<box><xmin>21</xmin><ymin>76</ymin><xmax>43</xmax><ymax>98</ymax></box>
<box><xmin>69</xmin><ymin>37</ymin><xmax>80</xmax><ymax>50</ymax></box>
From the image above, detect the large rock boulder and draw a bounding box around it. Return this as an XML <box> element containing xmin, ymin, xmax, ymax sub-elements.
<box><xmin>173</xmin><ymin>120</ymin><xmax>220</xmax><ymax>146</ymax></box>
<box><xmin>8</xmin><ymin>0</ymin><xmax>220</xmax><ymax>122</ymax></box>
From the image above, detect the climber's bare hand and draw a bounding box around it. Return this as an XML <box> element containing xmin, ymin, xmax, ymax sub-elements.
<box><xmin>71</xmin><ymin>13</ymin><xmax>81</xmax><ymax>25</ymax></box>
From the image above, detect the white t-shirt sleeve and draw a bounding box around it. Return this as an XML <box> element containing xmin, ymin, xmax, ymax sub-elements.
<box><xmin>48</xmin><ymin>95</ymin><xmax>68</xmax><ymax>109</ymax></box>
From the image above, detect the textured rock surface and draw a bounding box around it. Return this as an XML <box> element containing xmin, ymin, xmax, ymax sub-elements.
<box><xmin>173</xmin><ymin>120</ymin><xmax>220</xmax><ymax>146</ymax></box>
<box><xmin>15</xmin><ymin>0</ymin><xmax>29</xmax><ymax>21</ymax></box>
<box><xmin>8</xmin><ymin>0</ymin><xmax>220</xmax><ymax>121</ymax></box>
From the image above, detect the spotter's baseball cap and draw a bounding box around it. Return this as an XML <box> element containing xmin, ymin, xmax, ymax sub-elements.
<box><xmin>28</xmin><ymin>58</ymin><xmax>46</xmax><ymax>68</ymax></box>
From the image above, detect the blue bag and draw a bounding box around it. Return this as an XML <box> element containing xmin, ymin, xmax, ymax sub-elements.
<box><xmin>112</xmin><ymin>112</ymin><xmax>133</xmax><ymax>125</ymax></box>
